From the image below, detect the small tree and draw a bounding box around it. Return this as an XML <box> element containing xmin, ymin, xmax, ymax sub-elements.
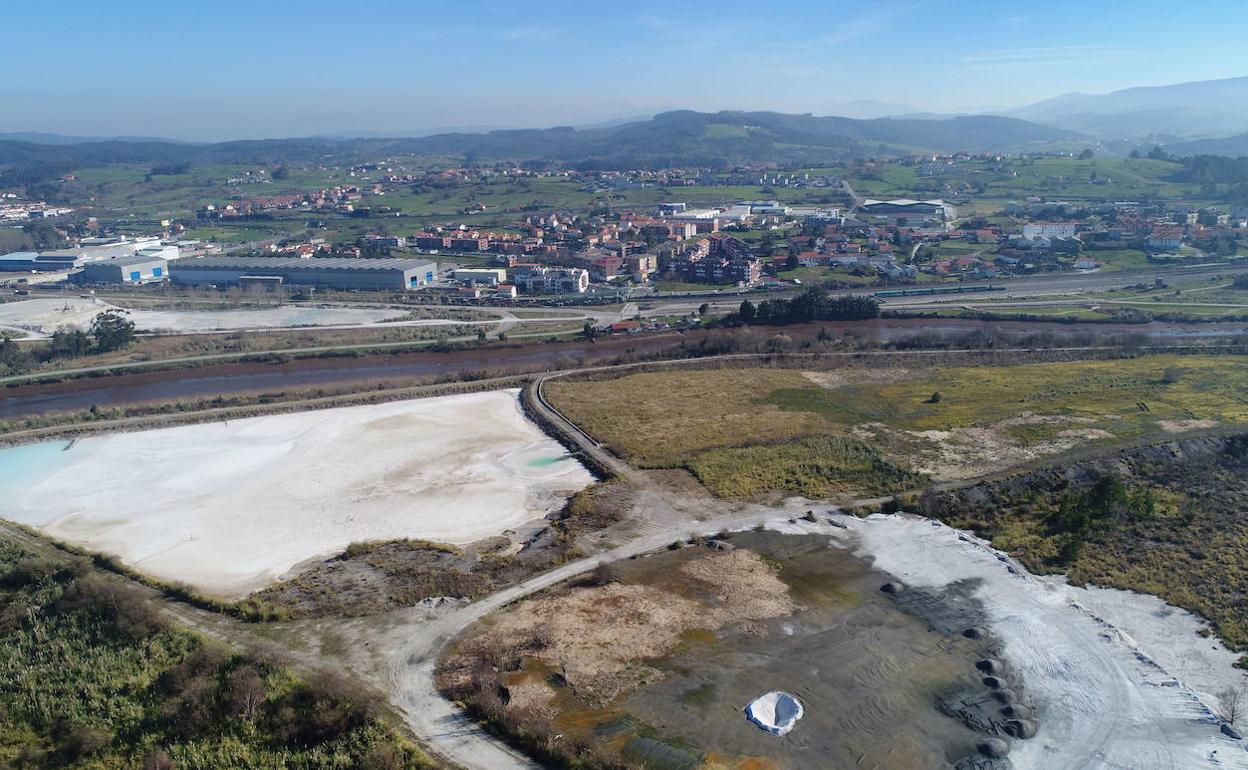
<box><xmin>50</xmin><ymin>325</ymin><xmax>91</xmax><ymax>358</ymax></box>
<box><xmin>698</xmin><ymin>302</ymin><xmax>710</xmax><ymax>316</ymax></box>
<box><xmin>738</xmin><ymin>299</ymin><xmax>757</xmax><ymax>324</ymax></box>
<box><xmin>0</xmin><ymin>336</ymin><xmax>24</xmax><ymax>372</ymax></box>
<box><xmin>476</xmin><ymin>328</ymin><xmax>487</xmax><ymax>343</ymax></box>
<box><xmin>90</xmin><ymin>310</ymin><xmax>136</xmax><ymax>352</ymax></box>
<box><xmin>927</xmin><ymin>392</ymin><xmax>942</xmax><ymax>404</ymax></box>
<box><xmin>1219</xmin><ymin>685</ymin><xmax>1244</xmax><ymax>724</ymax></box>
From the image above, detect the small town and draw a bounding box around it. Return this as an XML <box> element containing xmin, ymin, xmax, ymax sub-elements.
<box><xmin>2</xmin><ymin>152</ymin><xmax>1246</xmax><ymax>316</ymax></box>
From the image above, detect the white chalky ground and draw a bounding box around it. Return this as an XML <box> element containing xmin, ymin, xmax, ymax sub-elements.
<box><xmin>0</xmin><ymin>390</ymin><xmax>593</xmax><ymax>598</ymax></box>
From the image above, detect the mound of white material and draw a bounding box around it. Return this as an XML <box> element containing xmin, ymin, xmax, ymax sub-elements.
<box><xmin>0</xmin><ymin>298</ymin><xmax>462</xmax><ymax>337</ymax></box>
<box><xmin>745</xmin><ymin>691</ymin><xmax>804</xmax><ymax>735</ymax></box>
<box><xmin>0</xmin><ymin>298</ymin><xmax>108</xmax><ymax>335</ymax></box>
<box><xmin>0</xmin><ymin>390</ymin><xmax>593</xmax><ymax>598</ymax></box>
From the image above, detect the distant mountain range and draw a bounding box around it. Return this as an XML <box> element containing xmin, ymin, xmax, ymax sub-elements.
<box><xmin>9</xmin><ymin>79</ymin><xmax>1248</xmax><ymax>178</ymax></box>
<box><xmin>1005</xmin><ymin>76</ymin><xmax>1248</xmax><ymax>140</ymax></box>
<box><xmin>364</xmin><ymin>110</ymin><xmax>1083</xmax><ymax>166</ymax></box>
<box><xmin>1166</xmin><ymin>132</ymin><xmax>1248</xmax><ymax>157</ymax></box>
<box><xmin>0</xmin><ymin>111</ymin><xmax>1083</xmax><ymax>174</ymax></box>
<box><xmin>0</xmin><ymin>132</ymin><xmax>190</xmax><ymax>146</ymax></box>
<box><xmin>821</xmin><ymin>100</ymin><xmax>919</xmax><ymax>120</ymax></box>
<box><xmin>4</xmin><ymin>74</ymin><xmax>1248</xmax><ymax>170</ymax></box>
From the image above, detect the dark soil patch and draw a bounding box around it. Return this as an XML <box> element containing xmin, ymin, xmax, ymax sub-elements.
<box><xmin>251</xmin><ymin>482</ymin><xmax>629</xmax><ymax>618</ymax></box>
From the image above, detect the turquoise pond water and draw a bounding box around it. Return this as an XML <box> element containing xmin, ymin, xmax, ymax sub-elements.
<box><xmin>527</xmin><ymin>454</ymin><xmax>574</xmax><ymax>467</ymax></box>
<box><xmin>0</xmin><ymin>440</ymin><xmax>76</xmax><ymax>504</ymax></box>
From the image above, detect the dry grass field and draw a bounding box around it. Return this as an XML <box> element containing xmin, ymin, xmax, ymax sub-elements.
<box><xmin>546</xmin><ymin>355</ymin><xmax>1248</xmax><ymax>497</ymax></box>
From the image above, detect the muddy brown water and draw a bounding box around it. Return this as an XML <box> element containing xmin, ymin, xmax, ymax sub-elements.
<box><xmin>550</xmin><ymin>531</ymin><xmax>1014</xmax><ymax>770</ymax></box>
<box><xmin>3</xmin><ymin>318</ymin><xmax>1239</xmax><ymax>419</ymax></box>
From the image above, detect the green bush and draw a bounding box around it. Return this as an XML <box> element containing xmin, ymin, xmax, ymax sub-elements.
<box><xmin>0</xmin><ymin>541</ymin><xmax>432</xmax><ymax>768</ymax></box>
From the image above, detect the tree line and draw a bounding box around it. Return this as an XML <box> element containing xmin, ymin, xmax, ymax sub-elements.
<box><xmin>1175</xmin><ymin>154</ymin><xmax>1248</xmax><ymax>184</ymax></box>
<box><xmin>729</xmin><ymin>289</ymin><xmax>880</xmax><ymax>326</ymax></box>
<box><xmin>0</xmin><ymin>310</ymin><xmax>136</xmax><ymax>376</ymax></box>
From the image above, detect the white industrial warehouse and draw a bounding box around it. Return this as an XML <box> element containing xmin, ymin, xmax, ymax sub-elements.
<box><xmin>170</xmin><ymin>256</ymin><xmax>438</xmax><ymax>291</ymax></box>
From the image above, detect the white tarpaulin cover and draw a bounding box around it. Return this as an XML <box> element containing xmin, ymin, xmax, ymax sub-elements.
<box><xmin>745</xmin><ymin>691</ymin><xmax>804</xmax><ymax>735</ymax></box>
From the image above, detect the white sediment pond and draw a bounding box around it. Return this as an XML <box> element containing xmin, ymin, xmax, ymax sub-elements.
<box><xmin>0</xmin><ymin>390</ymin><xmax>594</xmax><ymax>598</ymax></box>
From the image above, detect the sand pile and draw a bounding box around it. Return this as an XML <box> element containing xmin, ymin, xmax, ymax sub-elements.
<box><xmin>475</xmin><ymin>549</ymin><xmax>794</xmax><ymax>707</ymax></box>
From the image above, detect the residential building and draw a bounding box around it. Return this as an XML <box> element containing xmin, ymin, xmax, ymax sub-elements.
<box><xmin>449</xmin><ymin>236</ymin><xmax>489</xmax><ymax>252</ymax></box>
<box><xmin>511</xmin><ymin>266</ymin><xmax>589</xmax><ymax>294</ymax></box>
<box><xmin>625</xmin><ymin>253</ymin><xmax>658</xmax><ymax>280</ymax></box>
<box><xmin>672</xmin><ymin>234</ymin><xmax>761</xmax><ymax>285</ymax></box>
<box><xmin>414</xmin><ymin>234</ymin><xmax>452</xmax><ymax>250</ymax></box>
<box><xmin>1022</xmin><ymin>222</ymin><xmax>1079</xmax><ymax>239</ymax></box>
<box><xmin>1147</xmin><ymin>226</ymin><xmax>1184</xmax><ymax>250</ymax></box>
<box><xmin>589</xmin><ymin>254</ymin><xmax>624</xmax><ymax>280</ymax></box>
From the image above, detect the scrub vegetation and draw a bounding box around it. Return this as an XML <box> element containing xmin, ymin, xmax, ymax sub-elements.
<box><xmin>688</xmin><ymin>435</ymin><xmax>924</xmax><ymax>498</ymax></box>
<box><xmin>919</xmin><ymin>433</ymin><xmax>1248</xmax><ymax>654</ymax></box>
<box><xmin>0</xmin><ymin>539</ymin><xmax>431</xmax><ymax>769</ymax></box>
<box><xmin>251</xmin><ymin>482</ymin><xmax>628</xmax><ymax>619</ymax></box>
<box><xmin>545</xmin><ymin>354</ymin><xmax>1248</xmax><ymax>497</ymax></box>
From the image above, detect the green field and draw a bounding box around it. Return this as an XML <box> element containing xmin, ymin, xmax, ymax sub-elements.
<box><xmin>547</xmin><ymin>356</ymin><xmax>1248</xmax><ymax>497</ymax></box>
<box><xmin>776</xmin><ymin>267</ymin><xmax>876</xmax><ymax>286</ymax></box>
<box><xmin>59</xmin><ymin>164</ymin><xmax>853</xmax><ymax>248</ymax></box>
<box><xmin>1082</xmin><ymin>248</ymin><xmax>1155</xmax><ymax>271</ymax></box>
<box><xmin>652</xmin><ymin>279</ymin><xmax>733</xmax><ymax>293</ymax></box>
<box><xmin>40</xmin><ymin>152</ymin><xmax>1230</xmax><ymax>257</ymax></box>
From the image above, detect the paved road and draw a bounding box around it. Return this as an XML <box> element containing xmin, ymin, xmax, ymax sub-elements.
<box><xmin>641</xmin><ymin>262</ymin><xmax>1248</xmax><ymax>317</ymax></box>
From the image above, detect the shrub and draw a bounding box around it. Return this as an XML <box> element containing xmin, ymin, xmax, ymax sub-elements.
<box><xmin>142</xmin><ymin>750</ymin><xmax>174</xmax><ymax>770</ymax></box>
<box><xmin>54</xmin><ymin>575</ymin><xmax>167</xmax><ymax>641</ymax></box>
<box><xmin>588</xmin><ymin>562</ymin><xmax>618</xmax><ymax>586</ymax></box>
<box><xmin>51</xmin><ymin>720</ymin><xmax>112</xmax><ymax>763</ymax></box>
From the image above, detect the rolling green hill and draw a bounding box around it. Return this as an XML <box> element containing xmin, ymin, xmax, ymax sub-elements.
<box><xmin>386</xmin><ymin>110</ymin><xmax>1085</xmax><ymax>167</ymax></box>
<box><xmin>0</xmin><ymin>110</ymin><xmax>1086</xmax><ymax>184</ymax></box>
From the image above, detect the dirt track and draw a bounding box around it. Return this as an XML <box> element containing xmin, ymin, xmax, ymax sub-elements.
<box><xmin>373</xmin><ymin>376</ymin><xmax>1248</xmax><ymax>769</ymax></box>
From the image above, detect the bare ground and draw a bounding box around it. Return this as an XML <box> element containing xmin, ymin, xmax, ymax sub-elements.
<box><xmin>444</xmin><ymin>548</ymin><xmax>793</xmax><ymax>709</ymax></box>
<box><xmin>252</xmin><ymin>482</ymin><xmax>633</xmax><ymax>619</ymax></box>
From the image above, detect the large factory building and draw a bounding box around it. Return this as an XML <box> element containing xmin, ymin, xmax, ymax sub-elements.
<box><xmin>170</xmin><ymin>256</ymin><xmax>438</xmax><ymax>291</ymax></box>
<box><xmin>73</xmin><ymin>254</ymin><xmax>169</xmax><ymax>285</ymax></box>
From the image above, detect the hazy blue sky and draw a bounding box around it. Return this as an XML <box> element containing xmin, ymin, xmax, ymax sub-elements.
<box><xmin>1</xmin><ymin>0</ymin><xmax>1243</xmax><ymax>140</ymax></box>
